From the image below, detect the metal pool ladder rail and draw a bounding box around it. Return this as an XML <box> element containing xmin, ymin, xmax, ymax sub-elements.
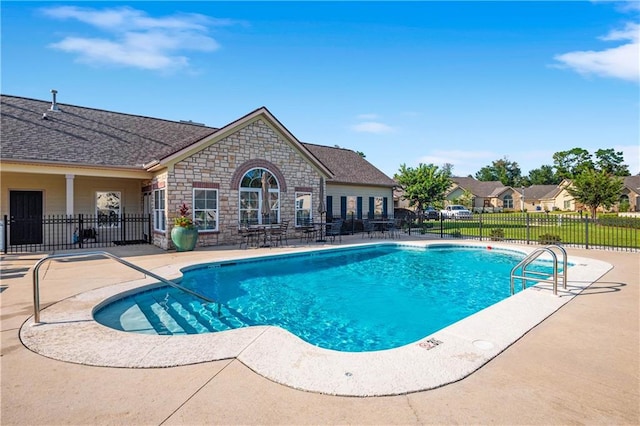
<box><xmin>31</xmin><ymin>250</ymin><xmax>219</xmax><ymax>324</ymax></box>
<box><xmin>510</xmin><ymin>244</ymin><xmax>567</xmax><ymax>296</ymax></box>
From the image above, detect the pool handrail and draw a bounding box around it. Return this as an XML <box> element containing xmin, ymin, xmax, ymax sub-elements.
<box><xmin>31</xmin><ymin>250</ymin><xmax>218</xmax><ymax>324</ymax></box>
<box><xmin>510</xmin><ymin>244</ymin><xmax>567</xmax><ymax>296</ymax></box>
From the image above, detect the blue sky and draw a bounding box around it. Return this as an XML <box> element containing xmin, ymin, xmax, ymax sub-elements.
<box><xmin>2</xmin><ymin>1</ymin><xmax>639</xmax><ymax>178</ymax></box>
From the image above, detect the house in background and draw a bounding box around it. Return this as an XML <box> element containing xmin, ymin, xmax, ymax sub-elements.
<box><xmin>1</xmin><ymin>93</ymin><xmax>395</xmax><ymax>251</ymax></box>
<box><xmin>619</xmin><ymin>175</ymin><xmax>640</xmax><ymax>212</ymax></box>
<box><xmin>537</xmin><ymin>176</ymin><xmax>640</xmax><ymax>213</ymax></box>
<box><xmin>446</xmin><ymin>177</ymin><xmax>520</xmax><ymax>212</ymax></box>
<box><xmin>517</xmin><ymin>184</ymin><xmax>568</xmax><ymax>212</ymax></box>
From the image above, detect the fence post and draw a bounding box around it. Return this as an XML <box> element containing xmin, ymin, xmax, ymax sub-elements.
<box><xmin>148</xmin><ymin>213</ymin><xmax>153</xmax><ymax>244</ymax></box>
<box><xmin>440</xmin><ymin>214</ymin><xmax>444</xmax><ymax>238</ymax></box>
<box><xmin>585</xmin><ymin>215</ymin><xmax>590</xmax><ymax>250</ymax></box>
<box><xmin>351</xmin><ymin>212</ymin><xmax>356</xmax><ymax>235</ymax></box>
<box><xmin>2</xmin><ymin>215</ymin><xmax>7</xmax><ymax>254</ymax></box>
<box><xmin>479</xmin><ymin>214</ymin><xmax>483</xmax><ymax>241</ymax></box>
<box><xmin>525</xmin><ymin>213</ymin><xmax>530</xmax><ymax>244</ymax></box>
<box><xmin>78</xmin><ymin>214</ymin><xmax>84</xmax><ymax>249</ymax></box>
<box><xmin>121</xmin><ymin>208</ymin><xmax>126</xmax><ymax>243</ymax></box>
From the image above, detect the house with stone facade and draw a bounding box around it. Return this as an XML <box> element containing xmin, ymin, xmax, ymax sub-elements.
<box><xmin>0</xmin><ymin>93</ymin><xmax>395</xmax><ymax>250</ymax></box>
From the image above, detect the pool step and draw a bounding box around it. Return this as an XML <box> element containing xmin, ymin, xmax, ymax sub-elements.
<box><xmin>132</xmin><ymin>289</ymin><xmax>250</xmax><ymax>335</ymax></box>
<box><xmin>172</xmin><ymin>293</ymin><xmax>247</xmax><ymax>331</ymax></box>
<box><xmin>132</xmin><ymin>294</ymin><xmax>173</xmax><ymax>335</ymax></box>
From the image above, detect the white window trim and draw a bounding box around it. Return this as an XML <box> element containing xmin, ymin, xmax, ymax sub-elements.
<box><xmin>153</xmin><ymin>189</ymin><xmax>166</xmax><ymax>232</ymax></box>
<box><xmin>295</xmin><ymin>191</ymin><xmax>313</xmax><ymax>227</ymax></box>
<box><xmin>193</xmin><ymin>188</ymin><xmax>219</xmax><ymax>232</ymax></box>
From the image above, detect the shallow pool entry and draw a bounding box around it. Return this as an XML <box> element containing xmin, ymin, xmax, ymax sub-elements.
<box><xmin>94</xmin><ymin>245</ymin><xmax>557</xmax><ymax>352</ymax></box>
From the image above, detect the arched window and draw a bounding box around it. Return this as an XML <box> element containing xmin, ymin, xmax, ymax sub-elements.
<box><xmin>503</xmin><ymin>194</ymin><xmax>513</xmax><ymax>209</ymax></box>
<box><xmin>239</xmin><ymin>168</ymin><xmax>280</xmax><ymax>224</ymax></box>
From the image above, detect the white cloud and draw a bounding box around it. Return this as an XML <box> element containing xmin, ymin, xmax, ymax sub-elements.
<box><xmin>42</xmin><ymin>6</ymin><xmax>234</xmax><ymax>72</ymax></box>
<box><xmin>553</xmin><ymin>22</ymin><xmax>639</xmax><ymax>83</ymax></box>
<box><xmin>351</xmin><ymin>121</ymin><xmax>394</xmax><ymax>134</ymax></box>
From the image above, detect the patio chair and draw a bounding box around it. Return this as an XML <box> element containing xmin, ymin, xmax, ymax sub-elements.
<box><xmin>362</xmin><ymin>219</ymin><xmax>375</xmax><ymax>238</ymax></box>
<box><xmin>268</xmin><ymin>221</ymin><xmax>289</xmax><ymax>247</ymax></box>
<box><xmin>326</xmin><ymin>219</ymin><xmax>343</xmax><ymax>243</ymax></box>
<box><xmin>300</xmin><ymin>218</ymin><xmax>317</xmax><ymax>242</ymax></box>
<box><xmin>238</xmin><ymin>222</ymin><xmax>259</xmax><ymax>249</ymax></box>
<box><xmin>386</xmin><ymin>218</ymin><xmax>400</xmax><ymax>239</ymax></box>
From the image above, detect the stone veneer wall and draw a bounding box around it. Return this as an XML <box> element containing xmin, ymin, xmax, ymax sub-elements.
<box><xmin>165</xmin><ymin>118</ymin><xmax>321</xmax><ymax>248</ymax></box>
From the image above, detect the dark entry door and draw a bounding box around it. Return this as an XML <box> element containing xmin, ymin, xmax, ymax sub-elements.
<box><xmin>9</xmin><ymin>191</ymin><xmax>43</xmax><ymax>245</ymax></box>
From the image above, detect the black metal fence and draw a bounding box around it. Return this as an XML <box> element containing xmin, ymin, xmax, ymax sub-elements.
<box><xmin>2</xmin><ymin>214</ymin><xmax>152</xmax><ymax>254</ymax></box>
<box><xmin>412</xmin><ymin>213</ymin><xmax>639</xmax><ymax>252</ymax></box>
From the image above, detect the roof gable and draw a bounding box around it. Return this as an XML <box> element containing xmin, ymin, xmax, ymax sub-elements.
<box><xmin>623</xmin><ymin>175</ymin><xmax>640</xmax><ymax>194</ymax></box>
<box><xmin>450</xmin><ymin>177</ymin><xmax>507</xmax><ymax>197</ymax></box>
<box><xmin>153</xmin><ymin>107</ymin><xmax>332</xmax><ymax>177</ymax></box>
<box><xmin>522</xmin><ymin>184</ymin><xmax>561</xmax><ymax>200</ymax></box>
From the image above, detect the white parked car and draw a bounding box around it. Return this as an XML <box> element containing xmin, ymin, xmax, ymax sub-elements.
<box><xmin>440</xmin><ymin>205</ymin><xmax>473</xmax><ymax>219</ymax></box>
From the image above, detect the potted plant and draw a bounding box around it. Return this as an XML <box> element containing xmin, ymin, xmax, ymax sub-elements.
<box><xmin>171</xmin><ymin>203</ymin><xmax>198</xmax><ymax>251</ymax></box>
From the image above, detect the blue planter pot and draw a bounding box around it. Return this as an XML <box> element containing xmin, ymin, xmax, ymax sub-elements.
<box><xmin>171</xmin><ymin>227</ymin><xmax>198</xmax><ymax>252</ymax></box>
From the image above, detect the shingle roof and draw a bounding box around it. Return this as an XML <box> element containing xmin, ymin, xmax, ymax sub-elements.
<box><xmin>520</xmin><ymin>184</ymin><xmax>560</xmax><ymax>200</ymax></box>
<box><xmin>450</xmin><ymin>177</ymin><xmax>507</xmax><ymax>197</ymax></box>
<box><xmin>301</xmin><ymin>143</ymin><xmax>396</xmax><ymax>187</ymax></box>
<box><xmin>1</xmin><ymin>95</ymin><xmax>218</xmax><ymax>168</ymax></box>
<box><xmin>2</xmin><ymin>95</ymin><xmax>396</xmax><ymax>187</ymax></box>
<box><xmin>623</xmin><ymin>175</ymin><xmax>640</xmax><ymax>193</ymax></box>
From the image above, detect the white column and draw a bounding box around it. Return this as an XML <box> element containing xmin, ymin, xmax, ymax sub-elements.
<box><xmin>65</xmin><ymin>174</ymin><xmax>75</xmax><ymax>215</ymax></box>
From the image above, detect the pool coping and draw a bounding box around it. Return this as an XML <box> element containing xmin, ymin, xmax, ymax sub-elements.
<box><xmin>19</xmin><ymin>241</ymin><xmax>612</xmax><ymax>397</ymax></box>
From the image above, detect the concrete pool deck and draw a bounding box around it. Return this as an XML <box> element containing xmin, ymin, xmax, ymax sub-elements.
<box><xmin>1</xmin><ymin>234</ymin><xmax>639</xmax><ymax>424</ymax></box>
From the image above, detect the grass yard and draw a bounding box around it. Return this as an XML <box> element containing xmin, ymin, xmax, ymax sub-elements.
<box><xmin>419</xmin><ymin>213</ymin><xmax>640</xmax><ymax>249</ymax></box>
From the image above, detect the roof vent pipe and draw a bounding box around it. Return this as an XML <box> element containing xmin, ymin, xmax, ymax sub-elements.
<box><xmin>50</xmin><ymin>89</ymin><xmax>60</xmax><ymax>112</ymax></box>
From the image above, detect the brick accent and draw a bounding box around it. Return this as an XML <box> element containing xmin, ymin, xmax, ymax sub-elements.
<box><xmin>193</xmin><ymin>182</ymin><xmax>220</xmax><ymax>189</ymax></box>
<box><xmin>230</xmin><ymin>159</ymin><xmax>288</xmax><ymax>192</ymax></box>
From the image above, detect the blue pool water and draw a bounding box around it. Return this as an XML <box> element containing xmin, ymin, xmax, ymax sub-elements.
<box><xmin>95</xmin><ymin>244</ymin><xmax>557</xmax><ymax>352</ymax></box>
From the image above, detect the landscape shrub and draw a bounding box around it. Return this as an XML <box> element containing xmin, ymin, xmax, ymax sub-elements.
<box><xmin>538</xmin><ymin>233</ymin><xmax>561</xmax><ymax>244</ymax></box>
<box><xmin>489</xmin><ymin>228</ymin><xmax>505</xmax><ymax>241</ymax></box>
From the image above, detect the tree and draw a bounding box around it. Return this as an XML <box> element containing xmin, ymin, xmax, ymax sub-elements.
<box><xmin>565</xmin><ymin>169</ymin><xmax>624</xmax><ymax>218</ymax></box>
<box><xmin>396</xmin><ymin>163</ymin><xmax>452</xmax><ymax>215</ymax></box>
<box><xmin>475</xmin><ymin>157</ymin><xmax>523</xmax><ymax>186</ymax></box>
<box><xmin>552</xmin><ymin>148</ymin><xmax>594</xmax><ymax>180</ymax></box>
<box><xmin>594</xmin><ymin>148</ymin><xmax>630</xmax><ymax>176</ymax></box>
<box><xmin>452</xmin><ymin>189</ymin><xmax>474</xmax><ymax>209</ymax></box>
<box><xmin>527</xmin><ymin>165</ymin><xmax>561</xmax><ymax>185</ymax></box>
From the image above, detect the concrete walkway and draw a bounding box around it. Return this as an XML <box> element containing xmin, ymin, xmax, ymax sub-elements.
<box><xmin>1</xmin><ymin>236</ymin><xmax>638</xmax><ymax>425</ymax></box>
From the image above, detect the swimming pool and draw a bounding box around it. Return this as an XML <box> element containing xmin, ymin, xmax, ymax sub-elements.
<box><xmin>95</xmin><ymin>244</ymin><xmax>556</xmax><ymax>352</ymax></box>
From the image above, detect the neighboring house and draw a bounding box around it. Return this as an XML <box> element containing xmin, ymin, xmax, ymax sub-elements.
<box><xmin>446</xmin><ymin>177</ymin><xmax>520</xmax><ymax>212</ymax></box>
<box><xmin>620</xmin><ymin>175</ymin><xmax>640</xmax><ymax>212</ymax></box>
<box><xmin>516</xmin><ymin>184</ymin><xmax>567</xmax><ymax>212</ymax></box>
<box><xmin>1</xmin><ymin>93</ymin><xmax>395</xmax><ymax>250</ymax></box>
<box><xmin>517</xmin><ymin>176</ymin><xmax>640</xmax><ymax>213</ymax></box>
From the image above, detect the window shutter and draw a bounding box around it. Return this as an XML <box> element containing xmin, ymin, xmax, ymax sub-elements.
<box><xmin>368</xmin><ymin>197</ymin><xmax>374</xmax><ymax>219</ymax></box>
<box><xmin>357</xmin><ymin>197</ymin><xmax>363</xmax><ymax>219</ymax></box>
<box><xmin>383</xmin><ymin>197</ymin><xmax>388</xmax><ymax>218</ymax></box>
<box><xmin>326</xmin><ymin>196</ymin><xmax>333</xmax><ymax>220</ymax></box>
<box><xmin>340</xmin><ymin>196</ymin><xmax>347</xmax><ymax>220</ymax></box>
